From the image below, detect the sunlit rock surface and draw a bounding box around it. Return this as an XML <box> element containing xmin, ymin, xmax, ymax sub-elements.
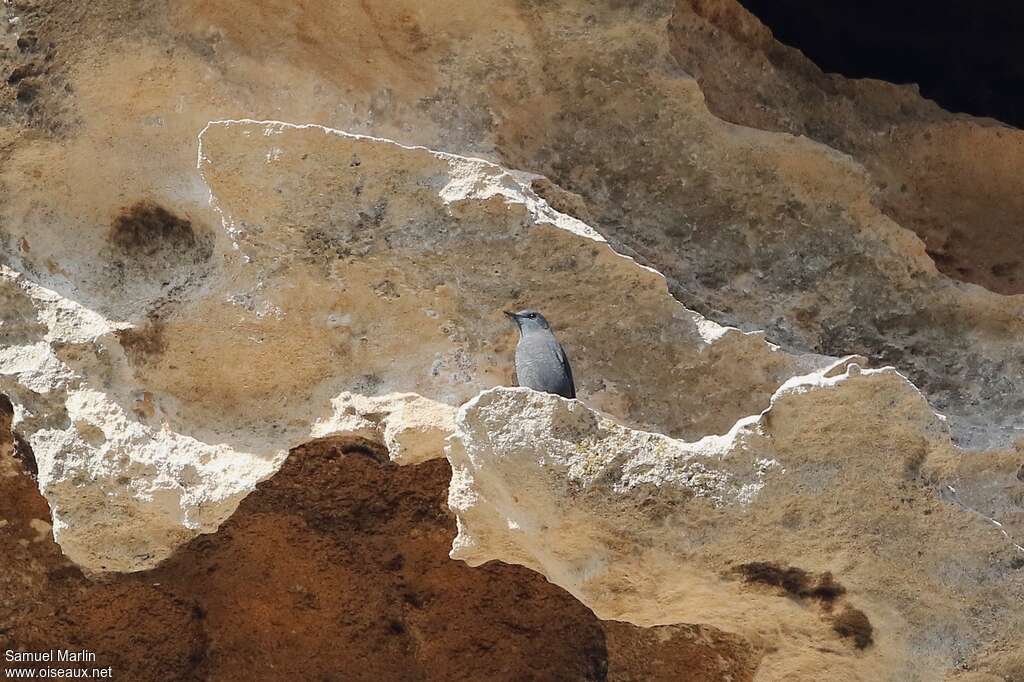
<box><xmin>0</xmin><ymin>119</ymin><xmax>827</xmax><ymax>571</ymax></box>
<box><xmin>449</xmin><ymin>380</ymin><xmax>1024</xmax><ymax>681</ymax></box>
<box><xmin>4</xmin><ymin>1</ymin><xmax>1023</xmax><ymax>451</ymax></box>
<box><xmin>2</xmin><ymin>0</ymin><xmax>1024</xmax><ymax>679</ymax></box>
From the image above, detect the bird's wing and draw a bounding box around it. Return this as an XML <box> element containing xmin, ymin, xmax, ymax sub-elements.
<box><xmin>556</xmin><ymin>343</ymin><xmax>576</xmax><ymax>398</ymax></box>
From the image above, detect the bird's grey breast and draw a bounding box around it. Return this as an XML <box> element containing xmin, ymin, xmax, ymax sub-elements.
<box><xmin>515</xmin><ymin>330</ymin><xmax>575</xmax><ymax>398</ymax></box>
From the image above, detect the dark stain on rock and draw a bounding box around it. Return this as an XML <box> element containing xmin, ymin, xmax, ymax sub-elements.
<box><xmin>737</xmin><ymin>561</ymin><xmax>846</xmax><ymax>605</ymax></box>
<box><xmin>737</xmin><ymin>561</ymin><xmax>871</xmax><ymax>649</ymax></box>
<box><xmin>116</xmin><ymin>315</ymin><xmax>167</xmax><ymax>362</ymax></box>
<box><xmin>339</xmin><ymin>436</ymin><xmax>389</xmax><ymax>464</ymax></box>
<box><xmin>16</xmin><ymin>32</ymin><xmax>39</xmax><ymax>54</ymax></box>
<box><xmin>804</xmin><ymin>572</ymin><xmax>846</xmax><ymax>604</ymax></box>
<box><xmin>1</xmin><ymin>394</ymin><xmax>37</xmax><ymax>479</ymax></box>
<box><xmin>109</xmin><ymin>201</ymin><xmax>201</xmax><ymax>258</ymax></box>
<box><xmin>7</xmin><ymin>63</ymin><xmax>42</xmax><ymax>85</ymax></box>
<box><xmin>829</xmin><ymin>606</ymin><xmax>874</xmax><ymax>649</ymax></box>
<box><xmin>103</xmin><ymin>200</ymin><xmax>215</xmax><ymax>310</ymax></box>
<box><xmin>15</xmin><ymin>80</ymin><xmax>39</xmax><ymax>103</ymax></box>
<box><xmin>354</xmin><ymin>199</ymin><xmax>388</xmax><ymax>233</ymax></box>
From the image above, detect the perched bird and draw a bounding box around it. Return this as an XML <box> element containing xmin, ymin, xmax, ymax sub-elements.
<box><xmin>504</xmin><ymin>309</ymin><xmax>576</xmax><ymax>399</ymax></box>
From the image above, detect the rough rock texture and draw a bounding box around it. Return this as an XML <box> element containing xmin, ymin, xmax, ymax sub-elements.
<box><xmin>0</xmin><ymin>119</ymin><xmax>831</xmax><ymax>572</ymax></box>
<box><xmin>2</xmin><ymin>0</ymin><xmax>1023</xmax><ymax>449</ymax></box>
<box><xmin>448</xmin><ymin>383</ymin><xmax>1023</xmax><ymax>680</ymax></box>
<box><xmin>1</xmin><ymin>432</ymin><xmax>757</xmax><ymax>681</ymax></box>
<box><xmin>312</xmin><ymin>392</ymin><xmax>457</xmax><ymax>466</ymax></box>
<box><xmin>666</xmin><ymin>1</ymin><xmax>1024</xmax><ymax>445</ymax></box>
<box><xmin>1</xmin><ymin>1</ymin><xmax>1024</xmax><ymax>680</ymax></box>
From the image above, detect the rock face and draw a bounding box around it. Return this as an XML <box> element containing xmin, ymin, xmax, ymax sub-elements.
<box><xmin>4</xmin><ymin>0</ymin><xmax>1023</xmax><ymax>450</ymax></box>
<box><xmin>1</xmin><ymin>119</ymin><xmax>831</xmax><ymax>573</ymax></box>
<box><xmin>0</xmin><ymin>433</ymin><xmax>758</xmax><ymax>681</ymax></box>
<box><xmin>448</xmin><ymin>382</ymin><xmax>1022</xmax><ymax>680</ymax></box>
<box><xmin>666</xmin><ymin>1</ymin><xmax>1024</xmax><ymax>447</ymax></box>
<box><xmin>1</xmin><ymin>0</ymin><xmax>1024</xmax><ymax>680</ymax></box>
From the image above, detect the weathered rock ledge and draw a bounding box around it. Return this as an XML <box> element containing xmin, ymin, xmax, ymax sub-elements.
<box><xmin>1</xmin><ymin>119</ymin><xmax>829</xmax><ymax>571</ymax></box>
<box><xmin>448</xmin><ymin>378</ymin><xmax>1023</xmax><ymax>680</ymax></box>
<box><xmin>2</xmin><ymin>119</ymin><xmax>1022</xmax><ymax>681</ymax></box>
<box><xmin>3</xmin><ymin>1</ymin><xmax>1024</xmax><ymax>679</ymax></box>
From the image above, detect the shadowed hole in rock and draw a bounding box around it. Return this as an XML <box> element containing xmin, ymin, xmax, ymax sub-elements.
<box><xmin>7</xmin><ymin>63</ymin><xmax>41</xmax><ymax>85</ymax></box>
<box><xmin>11</xmin><ymin>434</ymin><xmax>37</xmax><ymax>479</ymax></box>
<box><xmin>1</xmin><ymin>394</ymin><xmax>12</xmax><ymax>441</ymax></box>
<box><xmin>0</xmin><ymin>394</ymin><xmax>37</xmax><ymax>479</ymax></box>
<box><xmin>0</xmin><ymin>436</ymin><xmax>761</xmax><ymax>681</ymax></box>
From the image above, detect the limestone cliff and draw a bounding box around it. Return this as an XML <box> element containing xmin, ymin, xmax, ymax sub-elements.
<box><xmin>1</xmin><ymin>1</ymin><xmax>1022</xmax><ymax>680</ymax></box>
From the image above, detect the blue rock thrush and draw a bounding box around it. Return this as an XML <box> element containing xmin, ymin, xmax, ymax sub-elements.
<box><xmin>504</xmin><ymin>309</ymin><xmax>576</xmax><ymax>399</ymax></box>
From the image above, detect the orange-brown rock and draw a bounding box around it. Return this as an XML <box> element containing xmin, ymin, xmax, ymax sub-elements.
<box><xmin>0</xmin><ymin>436</ymin><xmax>757</xmax><ymax>681</ymax></box>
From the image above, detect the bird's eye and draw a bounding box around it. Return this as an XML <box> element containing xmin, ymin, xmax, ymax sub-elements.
<box><xmin>528</xmin><ymin>313</ymin><xmax>536</xmax><ymax>318</ymax></box>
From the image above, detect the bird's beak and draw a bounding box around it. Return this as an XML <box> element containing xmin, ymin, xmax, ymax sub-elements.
<box><xmin>503</xmin><ymin>310</ymin><xmax>519</xmax><ymax>325</ymax></box>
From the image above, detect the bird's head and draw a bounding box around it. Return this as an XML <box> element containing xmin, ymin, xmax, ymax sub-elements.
<box><xmin>504</xmin><ymin>309</ymin><xmax>551</xmax><ymax>333</ymax></box>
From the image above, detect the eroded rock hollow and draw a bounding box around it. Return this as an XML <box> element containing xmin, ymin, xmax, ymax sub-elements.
<box><xmin>1</xmin><ymin>1</ymin><xmax>1023</xmax><ymax>680</ymax></box>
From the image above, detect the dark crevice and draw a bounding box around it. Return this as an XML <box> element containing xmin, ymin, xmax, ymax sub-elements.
<box><xmin>0</xmin><ymin>394</ymin><xmax>37</xmax><ymax>479</ymax></box>
<box><xmin>12</xmin><ymin>433</ymin><xmax>38</xmax><ymax>479</ymax></box>
<box><xmin>737</xmin><ymin>0</ymin><xmax>1024</xmax><ymax>128</ymax></box>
